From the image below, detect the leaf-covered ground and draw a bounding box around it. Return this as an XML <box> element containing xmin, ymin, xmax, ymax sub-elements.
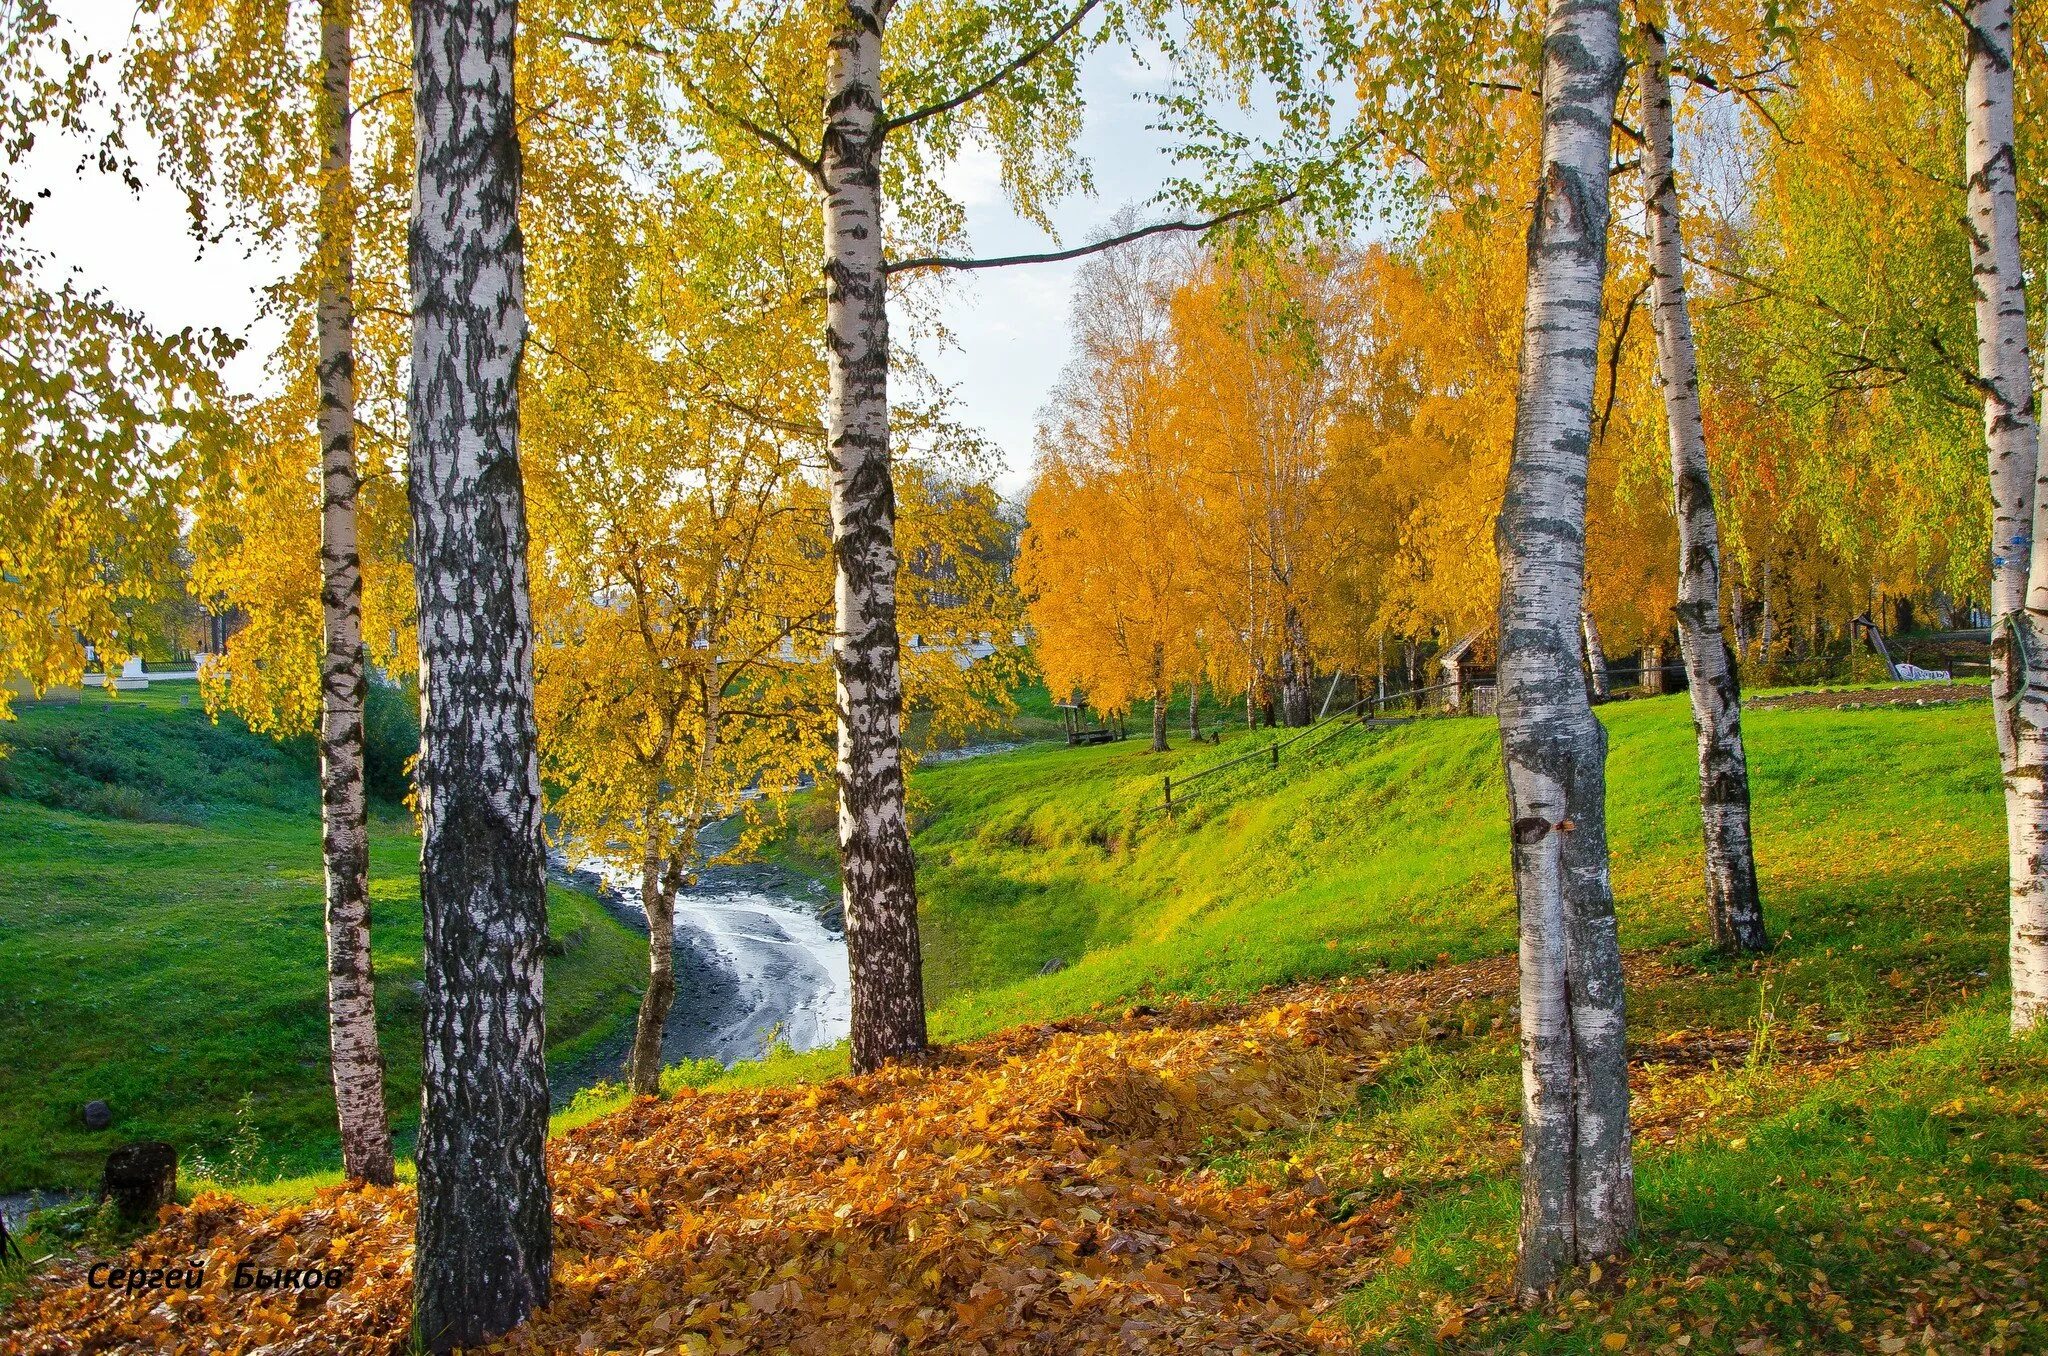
<box><xmin>5</xmin><ymin>951</ymin><xmax>2044</xmax><ymax>1354</ymax></box>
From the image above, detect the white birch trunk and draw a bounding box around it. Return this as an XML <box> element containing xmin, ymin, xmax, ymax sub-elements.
<box><xmin>1963</xmin><ymin>0</ymin><xmax>2048</xmax><ymax>1031</ymax></box>
<box><xmin>1757</xmin><ymin>564</ymin><xmax>1774</xmax><ymax>660</ymax></box>
<box><xmin>407</xmin><ymin>1</ymin><xmax>551</xmax><ymax>1346</ymax></box>
<box><xmin>1280</xmin><ymin>604</ymin><xmax>1313</xmax><ymax>727</ymax></box>
<box><xmin>824</xmin><ymin>0</ymin><xmax>928</xmax><ymax>1071</ymax></box>
<box><xmin>1640</xmin><ymin>10</ymin><xmax>1769</xmax><ymax>955</ymax></box>
<box><xmin>1580</xmin><ymin>610</ymin><xmax>1610</xmax><ymax>702</ymax></box>
<box><xmin>1495</xmin><ymin>0</ymin><xmax>1635</xmax><ymax>1303</ymax></box>
<box><xmin>313</xmin><ymin>0</ymin><xmax>392</xmax><ymax>1189</ymax></box>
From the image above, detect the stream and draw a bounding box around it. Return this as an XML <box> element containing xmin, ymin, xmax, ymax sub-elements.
<box><xmin>2</xmin><ymin>743</ymin><xmax>1019</xmax><ymax>1224</ymax></box>
<box><xmin>548</xmin><ymin>740</ymin><xmax>1020</xmax><ymax>1105</ymax></box>
<box><xmin>548</xmin><ymin>817</ymin><xmax>848</xmax><ymax>1107</ymax></box>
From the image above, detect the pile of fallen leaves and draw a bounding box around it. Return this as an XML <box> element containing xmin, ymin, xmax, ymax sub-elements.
<box><xmin>0</xmin><ymin>980</ymin><xmax>1453</xmax><ymax>1355</ymax></box>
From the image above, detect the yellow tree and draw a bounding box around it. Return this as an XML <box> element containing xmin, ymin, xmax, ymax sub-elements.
<box><xmin>1169</xmin><ymin>246</ymin><xmax>1359</xmax><ymax>727</ymax></box>
<box><xmin>526</xmin><ymin>153</ymin><xmax>838</xmax><ymax>1095</ymax></box>
<box><xmin>1024</xmin><ymin>234</ymin><xmax>1198</xmax><ymax>751</ymax></box>
<box><xmin>0</xmin><ymin>5</ymin><xmax>227</xmax><ymax>720</ymax></box>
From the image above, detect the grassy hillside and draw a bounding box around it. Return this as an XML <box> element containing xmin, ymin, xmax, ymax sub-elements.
<box><xmin>824</xmin><ymin>691</ymin><xmax>1995</xmax><ymax>1044</ymax></box>
<box><xmin>703</xmin><ymin>689</ymin><xmax>2048</xmax><ymax>1350</ymax></box>
<box><xmin>0</xmin><ymin>685</ymin><xmax>645</xmax><ymax>1193</ymax></box>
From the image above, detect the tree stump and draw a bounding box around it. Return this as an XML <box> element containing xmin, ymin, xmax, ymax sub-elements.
<box><xmin>100</xmin><ymin>1142</ymin><xmax>178</xmax><ymax>1221</ymax></box>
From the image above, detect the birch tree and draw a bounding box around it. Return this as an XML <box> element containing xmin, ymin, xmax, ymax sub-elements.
<box><xmin>817</xmin><ymin>1</ymin><xmax>928</xmax><ymax>1065</ymax></box>
<box><xmin>125</xmin><ymin>0</ymin><xmax>413</xmax><ymax>1183</ymax></box>
<box><xmin>1025</xmin><ymin>233</ymin><xmax>1197</xmax><ymax>752</ymax></box>
<box><xmin>558</xmin><ymin>0</ymin><xmax>1291</xmax><ymax>1071</ymax></box>
<box><xmin>1637</xmin><ymin>5</ymin><xmax>1767</xmax><ymax>955</ymax></box>
<box><xmin>310</xmin><ymin>0</ymin><xmax>391</xmax><ymax>1186</ymax></box>
<box><xmin>1493</xmin><ymin>0</ymin><xmax>1635</xmax><ymax>1302</ymax></box>
<box><xmin>527</xmin><ymin>221</ymin><xmax>839</xmax><ymax>1095</ymax></box>
<box><xmin>1959</xmin><ymin>0</ymin><xmax>2048</xmax><ymax>1031</ymax></box>
<box><xmin>407</xmin><ymin>0</ymin><xmax>550</xmax><ymax>1346</ymax></box>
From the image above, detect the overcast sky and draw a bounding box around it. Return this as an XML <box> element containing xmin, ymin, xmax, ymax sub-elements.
<box><xmin>24</xmin><ymin>8</ymin><xmax>1201</xmax><ymax>499</ymax></box>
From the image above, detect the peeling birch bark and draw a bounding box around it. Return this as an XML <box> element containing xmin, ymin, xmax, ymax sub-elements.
<box><xmin>825</xmin><ymin>0</ymin><xmax>927</xmax><ymax>1071</ymax></box>
<box><xmin>1962</xmin><ymin>0</ymin><xmax>2048</xmax><ymax>1032</ymax></box>
<box><xmin>1496</xmin><ymin>0</ymin><xmax>1635</xmax><ymax>1303</ymax></box>
<box><xmin>313</xmin><ymin>0</ymin><xmax>392</xmax><ymax>1190</ymax></box>
<box><xmin>407</xmin><ymin>2</ymin><xmax>552</xmax><ymax>1346</ymax></box>
<box><xmin>1640</xmin><ymin>10</ymin><xmax>1768</xmax><ymax>955</ymax></box>
<box><xmin>1279</xmin><ymin>605</ymin><xmax>1313</xmax><ymax>727</ymax></box>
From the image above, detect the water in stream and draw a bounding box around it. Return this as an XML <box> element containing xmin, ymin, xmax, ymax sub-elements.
<box><xmin>548</xmin><ymin>821</ymin><xmax>851</xmax><ymax>1106</ymax></box>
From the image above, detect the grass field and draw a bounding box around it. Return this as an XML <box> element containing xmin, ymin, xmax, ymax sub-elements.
<box><xmin>0</xmin><ymin>684</ymin><xmax>645</xmax><ymax>1194</ymax></box>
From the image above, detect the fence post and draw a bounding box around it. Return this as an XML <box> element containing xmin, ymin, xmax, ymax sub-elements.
<box><xmin>1269</xmin><ymin>743</ymin><xmax>1279</xmax><ymax>768</ymax></box>
<box><xmin>1163</xmin><ymin>776</ymin><xmax>1173</xmax><ymax>819</ymax></box>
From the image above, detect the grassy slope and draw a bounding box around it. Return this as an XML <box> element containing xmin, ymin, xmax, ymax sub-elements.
<box><xmin>0</xmin><ymin>685</ymin><xmax>644</xmax><ymax>1193</ymax></box>
<box><xmin>890</xmin><ymin>693</ymin><xmax>2002</xmax><ymax>1040</ymax></box>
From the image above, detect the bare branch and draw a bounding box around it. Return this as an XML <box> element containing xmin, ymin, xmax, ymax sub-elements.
<box><xmin>887</xmin><ymin>0</ymin><xmax>1100</xmax><ymax>134</ymax></box>
<box><xmin>885</xmin><ymin>196</ymin><xmax>1291</xmax><ymax>276</ymax></box>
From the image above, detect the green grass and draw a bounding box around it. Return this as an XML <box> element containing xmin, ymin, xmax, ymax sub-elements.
<box><xmin>0</xmin><ymin>684</ymin><xmax>646</xmax><ymax>1194</ymax></box>
<box><xmin>849</xmin><ymin>693</ymin><xmax>1995</xmax><ymax>1045</ymax></box>
<box><xmin>440</xmin><ymin>682</ymin><xmax>2043</xmax><ymax>1349</ymax></box>
<box><xmin>7</xmin><ymin>680</ymin><xmax>2041</xmax><ymax>1346</ymax></box>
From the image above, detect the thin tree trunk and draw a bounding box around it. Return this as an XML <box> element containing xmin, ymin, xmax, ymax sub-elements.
<box><xmin>1580</xmin><ymin>610</ymin><xmax>1610</xmax><ymax>703</ymax></box>
<box><xmin>1149</xmin><ymin>642</ymin><xmax>1170</xmax><ymax>752</ymax></box>
<box><xmin>1279</xmin><ymin>605</ymin><xmax>1313</xmax><ymax>726</ymax></box>
<box><xmin>1963</xmin><ymin>0</ymin><xmax>2048</xmax><ymax>1032</ymax></box>
<box><xmin>626</xmin><ymin>797</ymin><xmax>675</xmax><ymax>1097</ymax></box>
<box><xmin>314</xmin><ymin>0</ymin><xmax>392</xmax><ymax>1190</ymax></box>
<box><xmin>1495</xmin><ymin>0</ymin><xmax>1634</xmax><ymax>1305</ymax></box>
<box><xmin>627</xmin><ymin>687</ymin><xmax>721</xmax><ymax>1094</ymax></box>
<box><xmin>1642</xmin><ymin>640</ymin><xmax>1665</xmax><ymax>695</ymax></box>
<box><xmin>1188</xmin><ymin>673</ymin><xmax>1203</xmax><ymax>739</ymax></box>
<box><xmin>1641</xmin><ymin>10</ymin><xmax>1769</xmax><ymax>956</ymax></box>
<box><xmin>407</xmin><ymin>2</ymin><xmax>551</xmax><ymax>1347</ymax></box>
<box><xmin>1758</xmin><ymin>563</ymin><xmax>1774</xmax><ymax>660</ymax></box>
<box><xmin>824</xmin><ymin>0</ymin><xmax>926</xmax><ymax>1072</ymax></box>
<box><xmin>1730</xmin><ymin>578</ymin><xmax>1750</xmax><ymax>661</ymax></box>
